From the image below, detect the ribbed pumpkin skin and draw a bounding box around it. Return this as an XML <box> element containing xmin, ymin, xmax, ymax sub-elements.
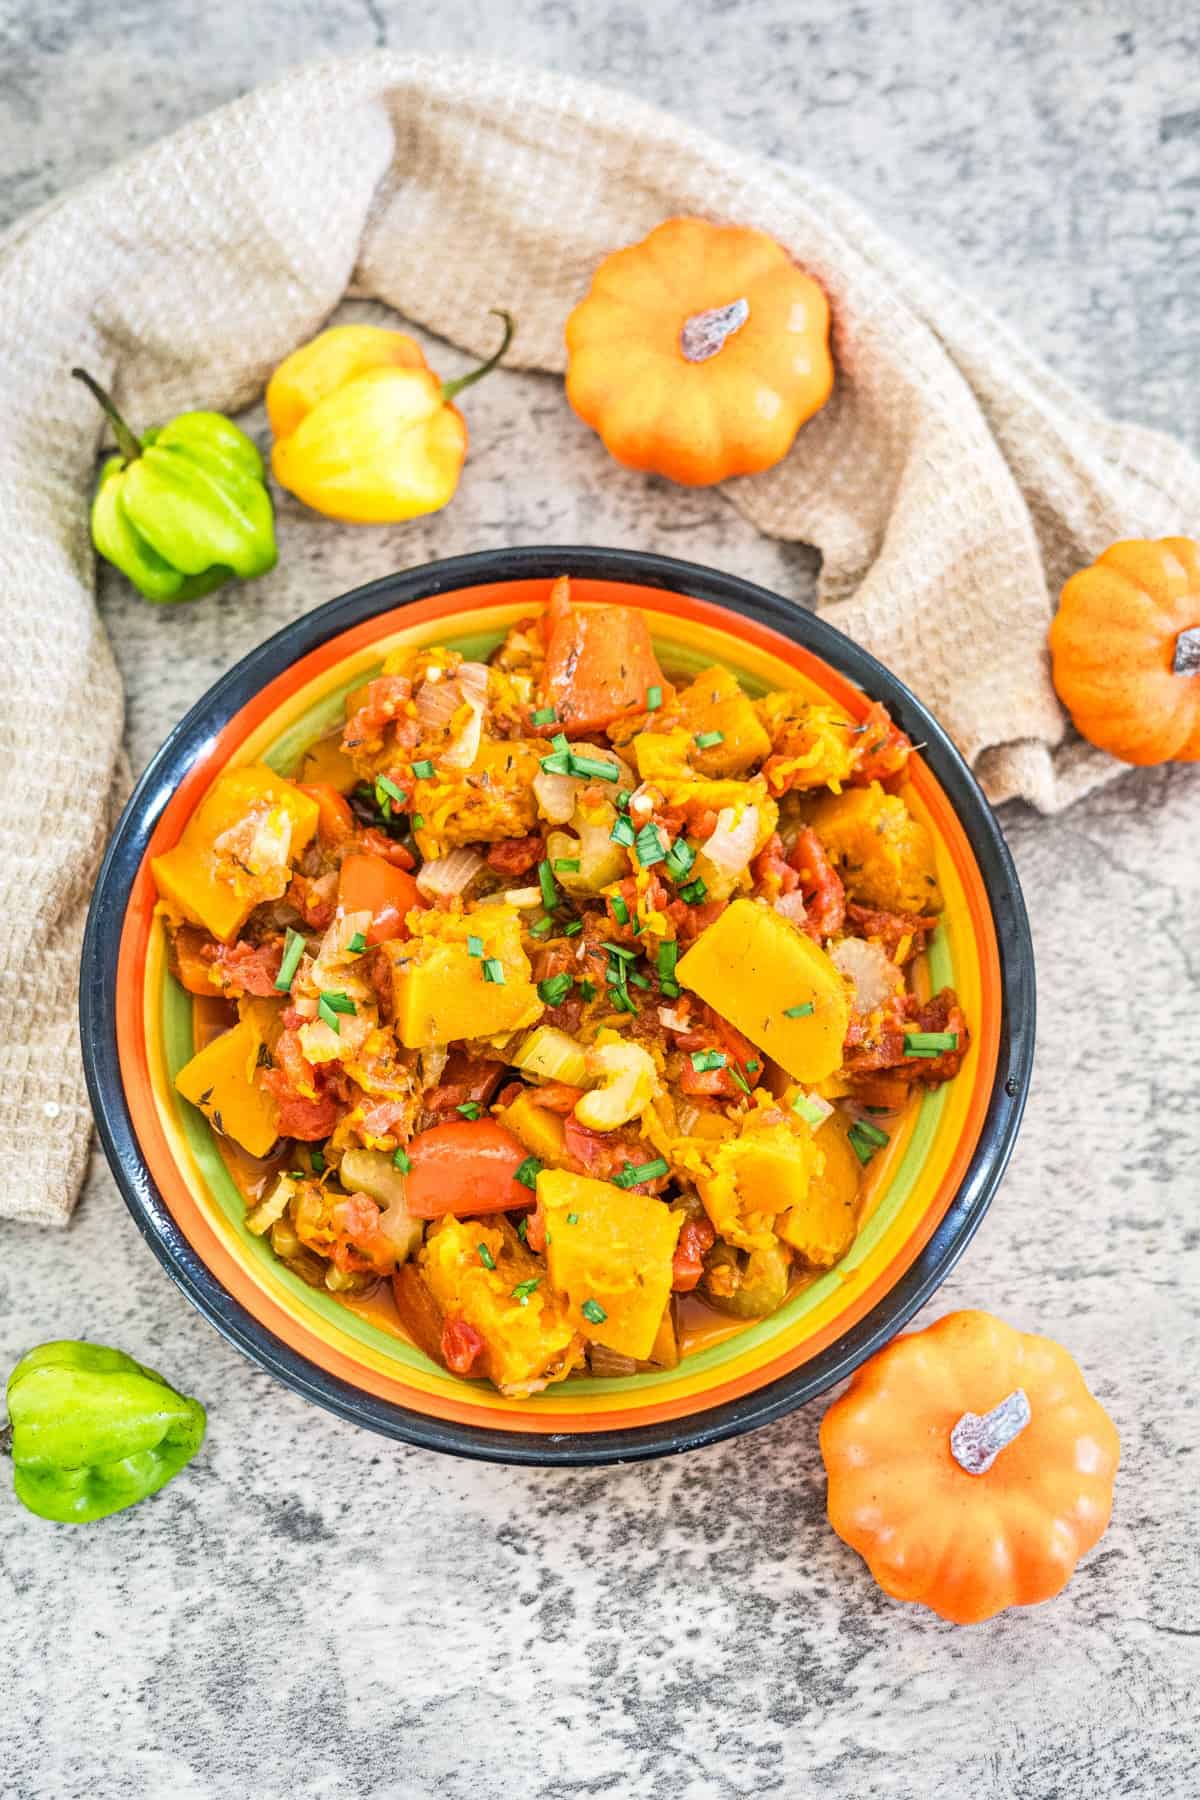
<box><xmin>564</xmin><ymin>216</ymin><xmax>834</xmax><ymax>488</ymax></box>
<box><xmin>1049</xmin><ymin>536</ymin><xmax>1200</xmax><ymax>764</ymax></box>
<box><xmin>820</xmin><ymin>1311</ymin><xmax>1121</xmax><ymax>1626</ymax></box>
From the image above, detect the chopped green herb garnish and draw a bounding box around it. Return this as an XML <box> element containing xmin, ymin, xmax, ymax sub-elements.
<box><xmin>607</xmin><ymin>984</ymin><xmax>637</xmax><ymax>1014</ymax></box>
<box><xmin>616</xmin><ymin>789</ymin><xmax>632</xmax><ymax>813</ymax></box>
<box><xmin>553</xmin><ymin>858</ymin><xmax>581</xmax><ymax>873</ymax></box>
<box><xmin>538</xmin><ymin>859</ymin><xmax>558</xmax><ymax>911</ymax></box>
<box><xmin>691</xmin><ymin>1049</ymin><xmax>727</xmax><ymax>1072</ymax></box>
<box><xmin>310</xmin><ymin>1149</ymin><xmax>326</xmax><ymax>1173</ymax></box>
<box><xmin>514</xmin><ymin>1156</ymin><xmax>542</xmax><ymax>1190</ymax></box>
<box><xmin>581</xmin><ymin>1298</ymin><xmax>607</xmax><ymax>1325</ymax></box>
<box><xmin>569</xmin><ymin>753</ymin><xmax>620</xmax><ymax>782</ymax></box>
<box><xmin>531</xmin><ymin>706</ymin><xmax>557</xmax><ymax>726</ymax></box>
<box><xmin>665</xmin><ymin>838</ymin><xmax>696</xmax><ymax>881</ymax></box>
<box><xmin>852</xmin><ymin>1118</ymin><xmax>890</xmax><ymax>1148</ymax></box>
<box><xmin>537</xmin><ymin>973</ymin><xmax>573</xmax><ymax>1006</ymax></box>
<box><xmin>613</xmin><ymin>1157</ymin><xmax>669</xmax><ymax>1188</ymax></box>
<box><xmin>392</xmin><ymin>1148</ymin><xmax>412</xmax><ymax>1173</ymax></box>
<box><xmin>482</xmin><ymin>958</ymin><xmax>506</xmax><ymax>984</ymax></box>
<box><xmin>904</xmin><ymin>1031</ymin><xmax>959</xmax><ymax>1055</ymax></box>
<box><xmin>791</xmin><ymin>1093</ymin><xmax>827</xmax><ymax>1127</ymax></box>
<box><xmin>552</xmin><ymin>732</ymin><xmax>571</xmax><ymax>754</ymax></box>
<box><xmin>347</xmin><ymin>931</ymin><xmax>368</xmax><ymax>955</ymax></box>
<box><xmin>660</xmin><ymin>981</ymin><xmax>681</xmax><ymax>1000</ymax></box>
<box><xmin>602</xmin><ymin>941</ymin><xmax>636</xmax><ymax>960</ymax></box>
<box><xmin>566</xmin><ymin>1212</ymin><xmax>579</xmax><ymax>1225</ymax></box>
<box><xmin>467</xmin><ymin>934</ymin><xmax>484</xmax><ymax>958</ymax></box>
<box><xmin>645</xmin><ymin>684</ymin><xmax>662</xmax><ymax>711</ymax></box>
<box><xmin>478</xmin><ymin>1242</ymin><xmax>496</xmax><ymax>1270</ymax></box>
<box><xmin>730</xmin><ymin>1066</ymin><xmax>752</xmax><ymax>1094</ymax></box>
<box><xmin>657</xmin><ymin>942</ymin><xmax>679</xmax><ymax>983</ymax></box>
<box><xmin>317</xmin><ymin>991</ymin><xmax>356</xmax><ymax>1032</ymax></box>
<box><xmin>610</xmin><ymin>895</ymin><xmax>630</xmax><ymax>926</ymax></box>
<box><xmin>539</xmin><ymin>751</ymin><xmax>573</xmax><ymax>775</ymax></box>
<box><xmin>274</xmin><ymin>927</ymin><xmax>306</xmax><ymax>993</ymax></box>
<box><xmin>529</xmin><ymin>915</ymin><xmax>554</xmax><ymax>939</ymax></box>
<box><xmin>457</xmin><ymin>1101</ymin><xmax>482</xmax><ymax>1120</ymax></box>
<box><xmin>511</xmin><ymin>1277</ymin><xmax>541</xmax><ymax>1305</ymax></box>
<box><xmin>678</xmin><ymin>877</ymin><xmax>708</xmax><ymax>905</ymax></box>
<box><xmin>635</xmin><ymin>823</ymin><xmax>666</xmax><ymax>867</ymax></box>
<box><xmin>784</xmin><ymin>1001</ymin><xmax>815</xmax><ymax>1018</ymax></box>
<box><xmin>578</xmin><ymin>979</ymin><xmax>597</xmax><ymax>1002</ymax></box>
<box><xmin>745</xmin><ymin>1059</ymin><xmax>760</xmax><ymax>1073</ymax></box>
<box><xmin>694</xmin><ymin>730</ymin><xmax>725</xmax><ymax>750</ymax></box>
<box><xmin>376</xmin><ymin>774</ymin><xmax>406</xmax><ymax>804</ymax></box>
<box><xmin>411</xmin><ymin>813</ymin><xmax>425</xmax><ymax>830</ymax></box>
<box><xmin>848</xmin><ymin>1119</ymin><xmax>890</xmax><ymax>1165</ymax></box>
<box><xmin>410</xmin><ymin>759</ymin><xmax>434</xmax><ymax>780</ymax></box>
<box><xmin>563</xmin><ymin>919</ymin><xmax>583</xmax><ymax>937</ymax></box>
<box><xmin>517</xmin><ymin>1216</ymin><xmax>528</xmax><ymax>1242</ymax></box>
<box><xmin>628</xmin><ymin>970</ymin><xmax>651</xmax><ymax>990</ymax></box>
<box><xmin>610</xmin><ymin>816</ymin><xmax>636</xmax><ymax>848</ymax></box>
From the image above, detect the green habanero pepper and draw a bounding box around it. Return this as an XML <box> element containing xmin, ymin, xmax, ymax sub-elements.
<box><xmin>72</xmin><ymin>366</ymin><xmax>277</xmax><ymax>603</ymax></box>
<box><xmin>3</xmin><ymin>1340</ymin><xmax>207</xmax><ymax>1525</ymax></box>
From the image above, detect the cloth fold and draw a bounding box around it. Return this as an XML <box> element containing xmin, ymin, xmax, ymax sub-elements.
<box><xmin>2</xmin><ymin>50</ymin><xmax>1197</xmax><ymax>1224</ymax></box>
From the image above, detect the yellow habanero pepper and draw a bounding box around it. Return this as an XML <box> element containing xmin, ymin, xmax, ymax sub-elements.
<box><xmin>266</xmin><ymin>312</ymin><xmax>514</xmax><ymax>524</ymax></box>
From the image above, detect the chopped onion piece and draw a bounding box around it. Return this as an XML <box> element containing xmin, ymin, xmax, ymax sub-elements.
<box><xmin>416</xmin><ymin>847</ymin><xmax>483</xmax><ymax>900</ymax></box>
<box><xmin>704</xmin><ymin>804</ymin><xmax>760</xmax><ymax>876</ymax></box>
<box><xmin>533</xmin><ymin>767</ymin><xmax>577</xmax><ymax>824</ymax></box>
<box><xmin>774</xmin><ymin>891</ymin><xmax>808</xmax><ymax>925</ymax></box>
<box><xmin>831</xmin><ymin>936</ymin><xmax>902</xmax><ymax>1014</ymax></box>
<box><xmin>658</xmin><ymin>1007</ymin><xmax>691</xmax><ymax>1032</ymax></box>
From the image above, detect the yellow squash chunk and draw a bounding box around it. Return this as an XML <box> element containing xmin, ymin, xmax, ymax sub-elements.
<box><xmin>538</xmin><ymin>1169</ymin><xmax>683</xmax><ymax>1362</ymax></box>
<box><xmin>152</xmin><ymin>766</ymin><xmax>319</xmax><ymax>943</ymax></box>
<box><xmin>386</xmin><ymin>905</ymin><xmax>542</xmax><ymax>1049</ymax></box>
<box><xmin>777</xmin><ymin>1111</ymin><xmax>861</xmax><ymax>1269</ymax></box>
<box><xmin>675</xmin><ymin>897</ymin><xmax>850</xmax><ymax>1083</ymax></box>
<box><xmin>805</xmin><ymin>782</ymin><xmax>943</xmax><ymax>913</ymax></box>
<box><xmin>420</xmin><ymin>1217</ymin><xmax>583</xmax><ymax>1396</ymax></box>
<box><xmin>676</xmin><ymin>1118</ymin><xmax>818</xmax><ymax>1253</ymax></box>
<box><xmin>411</xmin><ymin>738</ymin><xmax>545</xmax><ymax>861</ymax></box>
<box><xmin>175</xmin><ymin>1018</ymin><xmax>280</xmax><ymax>1158</ymax></box>
<box><xmin>495</xmin><ymin>1087</ymin><xmax>573</xmax><ymax>1170</ymax></box>
<box><xmin>756</xmin><ymin>693</ymin><xmax>858</xmax><ymax>791</ymax></box>
<box><xmin>676</xmin><ymin>666</ymin><xmax>772</xmax><ymax>776</ymax></box>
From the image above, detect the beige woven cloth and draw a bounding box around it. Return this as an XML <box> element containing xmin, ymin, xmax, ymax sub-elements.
<box><xmin>3</xmin><ymin>51</ymin><xmax>1198</xmax><ymax>1225</ymax></box>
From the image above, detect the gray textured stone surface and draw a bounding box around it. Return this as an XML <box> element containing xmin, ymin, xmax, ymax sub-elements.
<box><xmin>1</xmin><ymin>5</ymin><xmax>1198</xmax><ymax>1798</ymax></box>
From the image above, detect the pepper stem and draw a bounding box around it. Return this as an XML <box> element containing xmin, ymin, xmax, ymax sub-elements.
<box><xmin>439</xmin><ymin>311</ymin><xmax>516</xmax><ymax>403</ymax></box>
<box><xmin>71</xmin><ymin>366</ymin><xmax>143</xmax><ymax>463</ymax></box>
<box><xmin>0</xmin><ymin>1421</ymin><xmax>11</xmax><ymax>1458</ymax></box>
<box><xmin>950</xmin><ymin>1388</ymin><xmax>1031</xmax><ymax>1476</ymax></box>
<box><xmin>1173</xmin><ymin>626</ymin><xmax>1200</xmax><ymax>676</ymax></box>
<box><xmin>680</xmin><ymin>297</ymin><xmax>750</xmax><ymax>363</ymax></box>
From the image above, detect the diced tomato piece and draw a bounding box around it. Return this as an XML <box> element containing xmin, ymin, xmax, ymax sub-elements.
<box><xmin>425</xmin><ymin>1053</ymin><xmax>507</xmax><ymax>1115</ymax></box>
<box><xmin>296</xmin><ymin>783</ymin><xmax>356</xmax><ymax>847</ymax></box>
<box><xmin>850</xmin><ymin>701</ymin><xmax>913</xmax><ymax>786</ymax></box>
<box><xmin>170</xmin><ymin>926</ymin><xmax>220</xmax><ymax>996</ymax></box>
<box><xmin>342</xmin><ymin>675</ymin><xmax>414</xmax><ymax>751</ymax></box>
<box><xmin>485</xmin><ymin>835</ymin><xmax>544</xmax><ymax>877</ymax></box>
<box><xmin>533</xmin><ymin>1082</ymin><xmax>585</xmax><ymax>1115</ymax></box>
<box><xmin>789</xmin><ymin>828</ymin><xmax>845</xmax><ymax>940</ymax></box>
<box><xmin>523</xmin><ymin>1203</ymin><xmax>547</xmax><ymax>1254</ymax></box>
<box><xmin>540</xmin><ymin>578</ymin><xmax>664</xmax><ymax>737</ymax></box>
<box><xmin>262</xmin><ymin>1072</ymin><xmax>341</xmax><ymax>1141</ymax></box>
<box><xmin>404</xmin><ymin>1119</ymin><xmax>531</xmax><ymax>1219</ymax></box>
<box><xmin>356</xmin><ymin>827</ymin><xmax>416</xmax><ymax>871</ymax></box>
<box><xmin>440</xmin><ymin>1316</ymin><xmax>486</xmax><ymax>1376</ymax></box>
<box><xmin>212</xmin><ymin>937</ymin><xmax>284</xmax><ymax>997</ymax></box>
<box><xmin>751</xmin><ymin>832</ymin><xmax>801</xmax><ymax>903</ymax></box>
<box><xmin>844</xmin><ymin>902</ymin><xmax>938</xmax><ymax>963</ymax></box>
<box><xmin>338</xmin><ymin>852</ymin><xmax>422</xmax><ymax>945</ymax></box>
<box><xmin>672</xmin><ymin>1217</ymin><xmax>716</xmax><ymax>1292</ymax></box>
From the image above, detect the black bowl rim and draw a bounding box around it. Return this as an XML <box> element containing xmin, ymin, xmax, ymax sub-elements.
<box><xmin>80</xmin><ymin>546</ymin><xmax>1035</xmax><ymax>1466</ymax></box>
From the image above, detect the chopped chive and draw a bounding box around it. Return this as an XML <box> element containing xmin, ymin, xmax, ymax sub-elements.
<box><xmin>784</xmin><ymin>1001</ymin><xmax>815</xmax><ymax>1018</ymax></box>
<box><xmin>310</xmin><ymin>1149</ymin><xmax>326</xmax><ymax>1172</ymax></box>
<box><xmin>320</xmin><ymin>990</ymin><xmax>357</xmax><ymax>1016</ymax></box>
<box><xmin>529</xmin><ymin>915</ymin><xmax>554</xmax><ymax>939</ymax></box>
<box><xmin>848</xmin><ymin>1120</ymin><xmax>890</xmax><ymax>1165</ymax></box>
<box><xmin>610</xmin><ymin>816</ymin><xmax>636</xmax><ymax>848</ymax></box>
<box><xmin>691</xmin><ymin>1049</ymin><xmax>727</xmax><ymax>1072</ymax></box>
<box><xmin>602</xmin><ymin>941</ymin><xmax>636</xmax><ymax>960</ymax></box>
<box><xmin>657</xmin><ymin>941</ymin><xmax>679</xmax><ymax>983</ymax></box>
<box><xmin>392</xmin><ymin>1148</ymin><xmax>412</xmax><ymax>1173</ymax></box>
<box><xmin>376</xmin><ymin>774</ymin><xmax>406</xmax><ymax>804</ymax></box>
<box><xmin>607</xmin><ymin>985</ymin><xmax>637</xmax><ymax>1014</ymax></box>
<box><xmin>274</xmin><ymin>927</ymin><xmax>306</xmax><ymax>993</ymax></box>
<box><xmin>853</xmin><ymin>1118</ymin><xmax>890</xmax><ymax>1148</ymax></box>
<box><xmin>660</xmin><ymin>980</ymin><xmax>681</xmax><ymax>1000</ymax></box>
<box><xmin>581</xmin><ymin>1298</ymin><xmax>607</xmax><ymax>1325</ymax></box>
<box><xmin>904</xmin><ymin>1031</ymin><xmax>959</xmax><ymax>1054</ymax></box>
<box><xmin>410</xmin><ymin>759</ymin><xmax>434</xmax><ymax>780</ymax></box>
<box><xmin>610</xmin><ymin>895</ymin><xmax>630</xmax><ymax>926</ymax></box>
<box><xmin>645</xmin><ymin>684</ymin><xmax>662</xmax><ymax>711</ymax></box>
<box><xmin>537</xmin><ymin>973</ymin><xmax>573</xmax><ymax>1006</ymax></box>
<box><xmin>511</xmin><ymin>1277</ymin><xmax>541</xmax><ymax>1305</ymax></box>
<box><xmin>563</xmin><ymin>919</ymin><xmax>583</xmax><ymax>937</ymax></box>
<box><xmin>664</xmin><ymin>838</ymin><xmax>696</xmax><ymax>881</ymax></box>
<box><xmin>411</xmin><ymin>813</ymin><xmax>426</xmax><ymax>830</ymax></box>
<box><xmin>517</xmin><ymin>1216</ymin><xmax>528</xmax><ymax>1242</ymax></box>
<box><xmin>539</xmin><ymin>752</ymin><xmax>572</xmax><ymax>775</ymax></box>
<box><xmin>477</xmin><ymin>1242</ymin><xmax>496</xmax><ymax>1270</ymax></box>
<box><xmin>514</xmin><ymin>1156</ymin><xmax>542</xmax><ymax>1190</ymax></box>
<box><xmin>551</xmin><ymin>733</ymin><xmax>570</xmax><ymax>754</ymax></box>
<box><xmin>678</xmin><ymin>877</ymin><xmax>708</xmax><ymax>905</ymax></box>
<box><xmin>569</xmin><ymin>754</ymin><xmax>619</xmax><ymax>782</ymax></box>
<box><xmin>613</xmin><ymin>1157</ymin><xmax>668</xmax><ymax>1188</ymax></box>
<box><xmin>635</xmin><ymin>823</ymin><xmax>666</xmax><ymax>867</ymax></box>
<box><xmin>745</xmin><ymin>1059</ymin><xmax>760</xmax><ymax>1073</ymax></box>
<box><xmin>791</xmin><ymin>1094</ymin><xmax>827</xmax><ymax>1127</ymax></box>
<box><xmin>628</xmin><ymin>970</ymin><xmax>651</xmax><ymax>990</ymax></box>
<box><xmin>553</xmin><ymin>858</ymin><xmax>581</xmax><ymax>873</ymax></box>
<box><xmin>457</xmin><ymin>1101</ymin><xmax>483</xmax><ymax>1120</ymax></box>
<box><xmin>467</xmin><ymin>934</ymin><xmax>484</xmax><ymax>958</ymax></box>
<box><xmin>538</xmin><ymin>859</ymin><xmax>558</xmax><ymax>910</ymax></box>
<box><xmin>578</xmin><ymin>979</ymin><xmax>597</xmax><ymax>1002</ymax></box>
<box><xmin>694</xmin><ymin>730</ymin><xmax>724</xmax><ymax>750</ymax></box>
<box><xmin>731</xmin><ymin>1066</ymin><xmax>752</xmax><ymax>1094</ymax></box>
<box><xmin>482</xmin><ymin>958</ymin><xmax>506</xmax><ymax>984</ymax></box>
<box><xmin>566</xmin><ymin>1211</ymin><xmax>579</xmax><ymax>1225</ymax></box>
<box><xmin>347</xmin><ymin>931</ymin><xmax>368</xmax><ymax>955</ymax></box>
<box><xmin>531</xmin><ymin>706</ymin><xmax>557</xmax><ymax>726</ymax></box>
<box><xmin>616</xmin><ymin>789</ymin><xmax>632</xmax><ymax>813</ymax></box>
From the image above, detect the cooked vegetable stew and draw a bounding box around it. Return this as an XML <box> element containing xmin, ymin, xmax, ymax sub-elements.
<box><xmin>155</xmin><ymin>576</ymin><xmax>969</xmax><ymax>1397</ymax></box>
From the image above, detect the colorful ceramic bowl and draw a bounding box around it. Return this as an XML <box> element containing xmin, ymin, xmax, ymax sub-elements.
<box><xmin>81</xmin><ymin>548</ymin><xmax>1034</xmax><ymax>1464</ymax></box>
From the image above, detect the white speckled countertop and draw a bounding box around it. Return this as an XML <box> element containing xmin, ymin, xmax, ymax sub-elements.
<box><xmin>1</xmin><ymin>5</ymin><xmax>1197</xmax><ymax>1796</ymax></box>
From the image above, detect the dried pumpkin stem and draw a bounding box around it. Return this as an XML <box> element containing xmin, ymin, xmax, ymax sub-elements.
<box><xmin>1173</xmin><ymin>626</ymin><xmax>1200</xmax><ymax>676</ymax></box>
<box><xmin>680</xmin><ymin>298</ymin><xmax>750</xmax><ymax>363</ymax></box>
<box><xmin>71</xmin><ymin>366</ymin><xmax>143</xmax><ymax>464</ymax></box>
<box><xmin>950</xmin><ymin>1387</ymin><xmax>1031</xmax><ymax>1476</ymax></box>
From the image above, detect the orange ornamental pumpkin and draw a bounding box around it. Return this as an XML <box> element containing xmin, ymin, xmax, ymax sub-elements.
<box><xmin>564</xmin><ymin>216</ymin><xmax>833</xmax><ymax>487</ymax></box>
<box><xmin>820</xmin><ymin>1311</ymin><xmax>1120</xmax><ymax>1625</ymax></box>
<box><xmin>1049</xmin><ymin>536</ymin><xmax>1200</xmax><ymax>764</ymax></box>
